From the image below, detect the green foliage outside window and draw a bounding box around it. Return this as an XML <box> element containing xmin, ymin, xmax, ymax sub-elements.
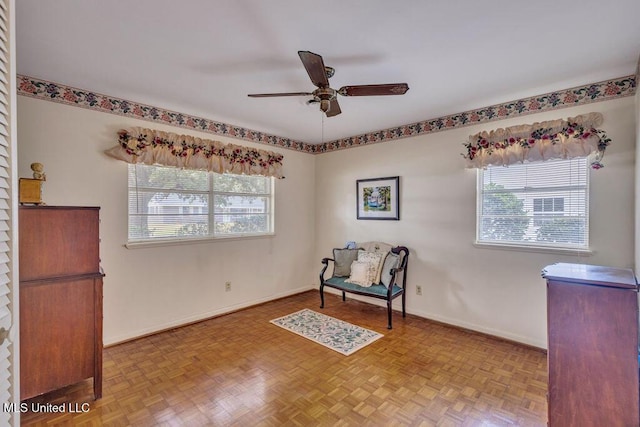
<box><xmin>480</xmin><ymin>183</ymin><xmax>530</xmax><ymax>242</ymax></box>
<box><xmin>128</xmin><ymin>164</ymin><xmax>272</xmax><ymax>241</ymax></box>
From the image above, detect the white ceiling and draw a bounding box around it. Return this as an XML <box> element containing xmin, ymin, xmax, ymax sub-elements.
<box><xmin>16</xmin><ymin>0</ymin><xmax>640</xmax><ymax>144</ymax></box>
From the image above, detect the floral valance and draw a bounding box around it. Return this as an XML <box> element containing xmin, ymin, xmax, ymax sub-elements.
<box><xmin>105</xmin><ymin>127</ymin><xmax>285</xmax><ymax>178</ymax></box>
<box><xmin>462</xmin><ymin>112</ymin><xmax>611</xmax><ymax>169</ymax></box>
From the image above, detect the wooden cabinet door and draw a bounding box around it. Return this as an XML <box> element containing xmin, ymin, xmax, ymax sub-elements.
<box><xmin>20</xmin><ymin>278</ymin><xmax>96</xmax><ymax>400</ymax></box>
<box><xmin>547</xmin><ymin>280</ymin><xmax>639</xmax><ymax>426</ymax></box>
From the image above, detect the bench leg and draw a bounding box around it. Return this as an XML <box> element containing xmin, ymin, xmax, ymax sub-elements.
<box><xmin>319</xmin><ymin>283</ymin><xmax>325</xmax><ymax>308</ymax></box>
<box><xmin>387</xmin><ymin>299</ymin><xmax>393</xmax><ymax>329</ymax></box>
<box><xmin>402</xmin><ymin>291</ymin><xmax>406</xmax><ymax>318</ymax></box>
<box><xmin>342</xmin><ymin>291</ymin><xmax>346</xmax><ymax>302</ymax></box>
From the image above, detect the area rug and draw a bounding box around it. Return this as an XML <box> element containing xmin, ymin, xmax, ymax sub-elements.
<box><xmin>270</xmin><ymin>309</ymin><xmax>383</xmax><ymax>356</ymax></box>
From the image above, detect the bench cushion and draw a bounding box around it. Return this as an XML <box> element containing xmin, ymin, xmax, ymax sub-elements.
<box><xmin>324</xmin><ymin>276</ymin><xmax>403</xmax><ymax>298</ymax></box>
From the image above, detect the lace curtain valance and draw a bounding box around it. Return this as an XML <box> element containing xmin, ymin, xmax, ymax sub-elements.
<box><xmin>105</xmin><ymin>127</ymin><xmax>285</xmax><ymax>178</ymax></box>
<box><xmin>462</xmin><ymin>112</ymin><xmax>611</xmax><ymax>169</ymax></box>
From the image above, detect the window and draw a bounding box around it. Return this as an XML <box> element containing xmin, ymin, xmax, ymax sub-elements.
<box><xmin>128</xmin><ymin>164</ymin><xmax>274</xmax><ymax>243</ymax></box>
<box><xmin>533</xmin><ymin>197</ymin><xmax>565</xmax><ymax>227</ymax></box>
<box><xmin>533</xmin><ymin>197</ymin><xmax>565</xmax><ymax>215</ymax></box>
<box><xmin>477</xmin><ymin>158</ymin><xmax>589</xmax><ymax>250</ymax></box>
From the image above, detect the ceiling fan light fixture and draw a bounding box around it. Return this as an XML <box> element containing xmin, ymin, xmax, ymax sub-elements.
<box><xmin>247</xmin><ymin>51</ymin><xmax>409</xmax><ymax>118</ymax></box>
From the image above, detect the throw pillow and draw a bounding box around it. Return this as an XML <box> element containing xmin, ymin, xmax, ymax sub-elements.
<box><xmin>373</xmin><ymin>252</ymin><xmax>389</xmax><ymax>284</ymax></box>
<box><xmin>358</xmin><ymin>241</ymin><xmax>394</xmax><ymax>254</ymax></box>
<box><xmin>332</xmin><ymin>248</ymin><xmax>360</xmax><ymax>277</ymax></box>
<box><xmin>380</xmin><ymin>252</ymin><xmax>401</xmax><ymax>288</ymax></box>
<box><xmin>357</xmin><ymin>251</ymin><xmax>384</xmax><ymax>285</ymax></box>
<box><xmin>345</xmin><ymin>261</ymin><xmax>374</xmax><ymax>287</ymax></box>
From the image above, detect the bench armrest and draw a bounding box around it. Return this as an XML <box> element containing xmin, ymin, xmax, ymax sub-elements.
<box><xmin>386</xmin><ymin>265</ymin><xmax>406</xmax><ymax>289</ymax></box>
<box><xmin>391</xmin><ymin>265</ymin><xmax>405</xmax><ymax>274</ymax></box>
<box><xmin>320</xmin><ymin>258</ymin><xmax>335</xmax><ymax>283</ymax></box>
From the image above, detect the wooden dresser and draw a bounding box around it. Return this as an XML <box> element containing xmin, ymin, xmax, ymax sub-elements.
<box><xmin>542</xmin><ymin>263</ymin><xmax>639</xmax><ymax>427</ymax></box>
<box><xmin>19</xmin><ymin>206</ymin><xmax>104</xmax><ymax>400</ymax></box>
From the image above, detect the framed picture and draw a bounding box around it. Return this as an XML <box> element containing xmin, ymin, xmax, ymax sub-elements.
<box><xmin>356</xmin><ymin>176</ymin><xmax>400</xmax><ymax>220</ymax></box>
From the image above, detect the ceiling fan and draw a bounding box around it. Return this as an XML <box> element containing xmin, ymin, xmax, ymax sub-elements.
<box><xmin>248</xmin><ymin>51</ymin><xmax>409</xmax><ymax>117</ymax></box>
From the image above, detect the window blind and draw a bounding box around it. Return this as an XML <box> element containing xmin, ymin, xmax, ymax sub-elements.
<box><xmin>477</xmin><ymin>158</ymin><xmax>589</xmax><ymax>249</ymax></box>
<box><xmin>128</xmin><ymin>164</ymin><xmax>273</xmax><ymax>242</ymax></box>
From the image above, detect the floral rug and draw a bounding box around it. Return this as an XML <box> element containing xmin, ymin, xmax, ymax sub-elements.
<box><xmin>270</xmin><ymin>309</ymin><xmax>383</xmax><ymax>356</ymax></box>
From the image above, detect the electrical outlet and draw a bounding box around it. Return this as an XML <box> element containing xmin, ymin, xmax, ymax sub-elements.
<box><xmin>225</xmin><ymin>281</ymin><xmax>231</xmax><ymax>292</ymax></box>
<box><xmin>416</xmin><ymin>285</ymin><xmax>422</xmax><ymax>296</ymax></box>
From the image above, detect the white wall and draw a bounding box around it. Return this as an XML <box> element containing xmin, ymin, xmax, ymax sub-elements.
<box><xmin>17</xmin><ymin>97</ymin><xmax>317</xmax><ymax>345</ymax></box>
<box><xmin>315</xmin><ymin>97</ymin><xmax>636</xmax><ymax>348</ymax></box>
<box><xmin>17</xmin><ymin>94</ymin><xmax>636</xmax><ymax>349</ymax></box>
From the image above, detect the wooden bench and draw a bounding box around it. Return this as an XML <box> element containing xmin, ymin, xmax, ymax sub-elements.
<box><xmin>319</xmin><ymin>245</ymin><xmax>409</xmax><ymax>329</ymax></box>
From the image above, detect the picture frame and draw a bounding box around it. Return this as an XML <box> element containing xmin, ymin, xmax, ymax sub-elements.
<box><xmin>356</xmin><ymin>176</ymin><xmax>400</xmax><ymax>220</ymax></box>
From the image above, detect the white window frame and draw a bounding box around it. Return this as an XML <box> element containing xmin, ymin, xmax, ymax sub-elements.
<box><xmin>127</xmin><ymin>164</ymin><xmax>275</xmax><ymax>248</ymax></box>
<box><xmin>475</xmin><ymin>158</ymin><xmax>591</xmax><ymax>254</ymax></box>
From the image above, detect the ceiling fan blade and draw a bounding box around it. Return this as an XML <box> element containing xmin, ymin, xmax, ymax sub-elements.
<box><xmin>298</xmin><ymin>51</ymin><xmax>329</xmax><ymax>88</ymax></box>
<box><xmin>247</xmin><ymin>92</ymin><xmax>313</xmax><ymax>98</ymax></box>
<box><xmin>326</xmin><ymin>98</ymin><xmax>341</xmax><ymax>117</ymax></box>
<box><xmin>338</xmin><ymin>83</ymin><xmax>409</xmax><ymax>97</ymax></box>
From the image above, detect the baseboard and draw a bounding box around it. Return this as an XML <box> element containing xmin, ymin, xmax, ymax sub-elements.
<box><xmin>321</xmin><ymin>287</ymin><xmax>546</xmax><ymax>350</ymax></box>
<box><xmin>105</xmin><ymin>285</ymin><xmax>315</xmax><ymax>346</ymax></box>
<box><xmin>107</xmin><ymin>285</ymin><xmax>546</xmax><ymax>351</ymax></box>
<box><xmin>406</xmin><ymin>308</ymin><xmax>547</xmax><ymax>351</ymax></box>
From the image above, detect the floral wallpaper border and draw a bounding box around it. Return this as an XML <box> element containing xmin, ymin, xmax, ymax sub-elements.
<box><xmin>17</xmin><ymin>75</ymin><xmax>310</xmax><ymax>153</ymax></box>
<box><xmin>17</xmin><ymin>74</ymin><xmax>635</xmax><ymax>154</ymax></box>
<box><xmin>314</xmin><ymin>76</ymin><xmax>636</xmax><ymax>153</ymax></box>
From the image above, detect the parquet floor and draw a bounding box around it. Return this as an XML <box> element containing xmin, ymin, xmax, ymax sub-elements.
<box><xmin>21</xmin><ymin>290</ymin><xmax>548</xmax><ymax>426</ymax></box>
